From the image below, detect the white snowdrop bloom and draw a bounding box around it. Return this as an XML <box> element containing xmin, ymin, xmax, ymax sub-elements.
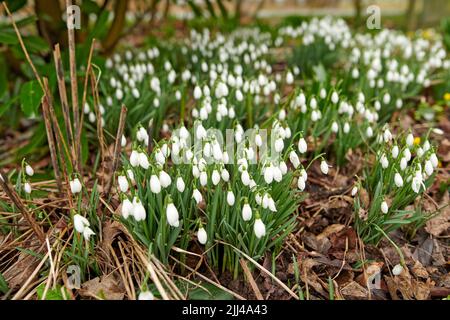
<box><xmin>255</xmin><ymin>193</ymin><xmax>262</xmax><ymax>206</ymax></box>
<box><xmin>394</xmin><ymin>173</ymin><xmax>403</xmax><ymax>187</ymax></box>
<box><xmin>286</xmin><ymin>71</ymin><xmax>294</xmax><ymax>84</ymax></box>
<box><xmin>279</xmin><ymin>109</ymin><xmax>286</xmax><ymax>121</ymax></box>
<box><xmin>297</xmin><ymin>92</ymin><xmax>306</xmax><ymax>106</ymax></box>
<box><xmin>311</xmin><ymin>110</ymin><xmax>319</xmax><ymax>122</ymax></box>
<box><xmin>74</xmin><ymin>214</ymin><xmax>89</xmax><ymax>233</ymax></box>
<box><xmin>430</xmin><ymin>153</ymin><xmax>438</xmax><ymax>168</ymax></box>
<box><xmin>416</xmin><ymin>147</ymin><xmax>424</xmax><ymax>158</ymax></box>
<box><xmin>383</xmin><ymin>129</ymin><xmax>392</xmax><ymax>142</ymax></box>
<box><xmin>138</xmin><ymin>291</ymin><xmax>154</xmax><ymax>300</ymax></box>
<box><xmin>411</xmin><ymin>176</ymin><xmax>421</xmax><ymax>193</ymax></box>
<box><xmin>423</xmin><ymin>140</ymin><xmax>430</xmax><ymax>152</ymax></box>
<box><xmin>159</xmin><ymin>170</ymin><xmax>172</xmax><ymax>188</ymax></box>
<box><xmin>212</xmin><ymin>143</ymin><xmax>222</xmax><ymax>161</ymax></box>
<box><xmin>203</xmin><ymin>142</ymin><xmax>211</xmax><ymax>158</ymax></box>
<box><xmin>121</xmin><ymin>135</ymin><xmax>127</xmax><ymax>148</ymax></box>
<box><xmin>352</xmin><ymin>68</ymin><xmax>359</xmax><ymax>78</ymax></box>
<box><xmin>193</xmin><ymin>86</ymin><xmax>202</xmax><ymax>100</ymax></box>
<box><xmin>396</xmin><ymin>98</ymin><xmax>403</xmax><ymax>109</ymax></box>
<box><xmin>343</xmin><ymin>122</ymin><xmax>350</xmax><ymax>134</ymax></box>
<box><xmin>166</xmin><ymin>202</ymin><xmax>179</xmax><ymax>228</ymax></box>
<box><xmin>200</xmin><ymin>171</ymin><xmax>208</xmax><ymax>186</ymax></box>
<box><xmin>255</xmin><ymin>133</ymin><xmax>263</xmax><ymax>147</ymax></box>
<box><xmin>406</xmin><ymin>133</ymin><xmax>414</xmax><ymax>147</ymax></box>
<box><xmin>150</xmin><ymin>174</ymin><xmax>161</xmax><ymax>194</ymax></box>
<box><xmin>297</xmin><ymin>176</ymin><xmax>306</xmax><ymax>191</ymax></box>
<box><xmin>196</xmin><ymin>124</ymin><xmax>207</xmax><ymax>140</ymax></box>
<box><xmin>400</xmin><ymin>157</ymin><xmax>408</xmax><ymax>171</ymax></box>
<box><xmin>424</xmin><ymin>160</ymin><xmax>433</xmax><ymax>176</ymax></box>
<box><xmin>279</xmin><ymin>161</ymin><xmax>288</xmax><ymax>175</ymax></box>
<box><xmin>404</xmin><ymin>148</ymin><xmax>411</xmax><ymax>161</ymax></box>
<box><xmin>351</xmin><ymin>186</ymin><xmax>358</xmax><ymax>196</ymax></box>
<box><xmin>331</xmin><ymin>91</ymin><xmax>339</xmax><ymax>104</ymax></box>
<box><xmin>380</xmin><ymin>154</ymin><xmax>389</xmax><ymax>169</ymax></box>
<box><xmin>132</xmin><ymin>88</ymin><xmax>140</xmax><ymax>99</ymax></box>
<box><xmin>331</xmin><ymin>121</ymin><xmax>339</xmax><ymax>133</ymax></box>
<box><xmin>88</xmin><ymin>112</ymin><xmax>95</xmax><ymax>123</ymax></box>
<box><xmin>23</xmin><ymin>182</ymin><xmax>32</xmax><ymax>194</ymax></box>
<box><xmin>235</xmin><ymin>89</ymin><xmax>243</xmax><ymax>101</ymax></box>
<box><xmin>254</xmin><ymin>218</ymin><xmax>266</xmax><ymax>239</ymax></box>
<box><xmin>70</xmin><ymin>178</ymin><xmax>82</xmax><ymax>194</ymax></box>
<box><xmin>83</xmin><ymin>227</ymin><xmax>95</xmax><ymax>241</ymax></box>
<box><xmin>320</xmin><ymin>88</ymin><xmax>326</xmax><ymax>99</ymax></box>
<box><xmin>197</xmin><ymin>226</ymin><xmax>207</xmax><ymax>245</ymax></box>
<box><xmin>262</xmin><ymin>193</ymin><xmax>270</xmax><ymax>209</ymax></box>
<box><xmin>274</xmin><ymin>138</ymin><xmax>284</xmax><ymax>153</ymax></box>
<box><xmin>192</xmin><ymin>165</ymin><xmax>200</xmax><ymax>178</ymax></box>
<box><xmin>241</xmin><ymin>170</ymin><xmax>251</xmax><ymax>186</ymax></box>
<box><xmin>176</xmin><ymin>177</ymin><xmax>185</xmax><ymax>192</ymax></box>
<box><xmin>138</xmin><ymin>152</ymin><xmax>150</xmax><ymax>169</ymax></box>
<box><xmin>273</xmin><ymin>166</ymin><xmax>282</xmax><ymax>182</ymax></box>
<box><xmin>298</xmin><ymin>138</ymin><xmax>307</xmax><ymax>154</ymax></box>
<box><xmin>212</xmin><ymin>170</ymin><xmax>220</xmax><ymax>185</ymax></box>
<box><xmin>121</xmin><ymin>198</ymin><xmax>133</xmax><ymax>219</ymax></box>
<box><xmin>221</xmin><ymin>168</ymin><xmax>230</xmax><ymax>182</ymax></box>
<box><xmin>25</xmin><ymin>165</ymin><xmax>34</xmax><ymax>176</ymax></box>
<box><xmin>366</xmin><ymin>126</ymin><xmax>373</xmax><ymax>138</ymax></box>
<box><xmin>242</xmin><ymin>203</ymin><xmax>252</xmax><ymax>221</ymax></box>
<box><xmin>300</xmin><ymin>169</ymin><xmax>308</xmax><ymax>182</ymax></box>
<box><xmin>127</xmin><ymin>169</ymin><xmax>135</xmax><ymax>183</ymax></box>
<box><xmin>130</xmin><ymin>151</ymin><xmax>139</xmax><ymax>168</ymax></box>
<box><xmin>227</xmin><ymin>190</ymin><xmax>235</xmax><ymax>206</ymax></box>
<box><xmin>310</xmin><ymin>97</ymin><xmax>317</xmax><ymax>109</ymax></box>
<box><xmin>392</xmin><ymin>145</ymin><xmax>399</xmax><ymax>158</ymax></box>
<box><xmin>115</xmin><ymin>88</ymin><xmax>123</xmax><ymax>100</ymax></box>
<box><xmin>175</xmin><ymin>90</ymin><xmax>181</xmax><ymax>101</ymax></box>
<box><xmin>392</xmin><ymin>264</ymin><xmax>403</xmax><ymax>276</ymax></box>
<box><xmin>289</xmin><ymin>151</ymin><xmax>300</xmax><ymax>169</ymax></box>
<box><xmin>320</xmin><ymin>160</ymin><xmax>329</xmax><ymax>175</ymax></box>
<box><xmin>264</xmin><ymin>166</ymin><xmax>274</xmax><ymax>184</ymax></box>
<box><xmin>192</xmin><ymin>189</ymin><xmax>202</xmax><ymax>204</ymax></box>
<box><xmin>118</xmin><ymin>175</ymin><xmax>129</xmax><ymax>193</ymax></box>
<box><xmin>381</xmin><ymin>201</ymin><xmax>389</xmax><ymax>214</ymax></box>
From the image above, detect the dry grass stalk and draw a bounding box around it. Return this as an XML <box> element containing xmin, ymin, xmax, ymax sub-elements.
<box><xmin>239</xmin><ymin>258</ymin><xmax>264</xmax><ymax>300</ymax></box>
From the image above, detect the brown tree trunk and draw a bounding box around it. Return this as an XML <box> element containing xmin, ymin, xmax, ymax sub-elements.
<box><xmin>102</xmin><ymin>0</ymin><xmax>128</xmax><ymax>54</ymax></box>
<box><xmin>34</xmin><ymin>0</ymin><xmax>63</xmax><ymax>47</ymax></box>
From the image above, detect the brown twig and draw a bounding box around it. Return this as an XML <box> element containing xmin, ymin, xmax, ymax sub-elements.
<box><xmin>104</xmin><ymin>105</ymin><xmax>127</xmax><ymax>198</ymax></box>
<box><xmin>239</xmin><ymin>259</ymin><xmax>264</xmax><ymax>300</ymax></box>
<box><xmin>0</xmin><ymin>170</ymin><xmax>45</xmax><ymax>243</ymax></box>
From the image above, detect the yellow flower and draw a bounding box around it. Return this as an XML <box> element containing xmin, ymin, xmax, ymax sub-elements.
<box><xmin>414</xmin><ymin>137</ymin><xmax>421</xmax><ymax>146</ymax></box>
<box><xmin>444</xmin><ymin>93</ymin><xmax>450</xmax><ymax>101</ymax></box>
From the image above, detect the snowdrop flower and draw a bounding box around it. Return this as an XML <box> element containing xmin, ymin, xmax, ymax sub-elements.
<box><xmin>138</xmin><ymin>152</ymin><xmax>150</xmax><ymax>169</ymax></box>
<box><xmin>381</xmin><ymin>201</ymin><xmax>389</xmax><ymax>214</ymax></box>
<box><xmin>274</xmin><ymin>138</ymin><xmax>284</xmax><ymax>153</ymax></box>
<box><xmin>221</xmin><ymin>168</ymin><xmax>230</xmax><ymax>182</ymax></box>
<box><xmin>241</xmin><ymin>170</ymin><xmax>251</xmax><ymax>186</ymax></box>
<box><xmin>406</xmin><ymin>133</ymin><xmax>414</xmax><ymax>147</ymax></box>
<box><xmin>212</xmin><ymin>170</ymin><xmax>220</xmax><ymax>185</ymax></box>
<box><xmin>227</xmin><ymin>190</ymin><xmax>235</xmax><ymax>206</ymax></box>
<box><xmin>255</xmin><ymin>133</ymin><xmax>263</xmax><ymax>147</ymax></box>
<box><xmin>133</xmin><ymin>197</ymin><xmax>146</xmax><ymax>221</ymax></box>
<box><xmin>273</xmin><ymin>166</ymin><xmax>282</xmax><ymax>182</ymax></box>
<box><xmin>83</xmin><ymin>227</ymin><xmax>95</xmax><ymax>241</ymax></box>
<box><xmin>366</xmin><ymin>127</ymin><xmax>373</xmax><ymax>137</ymax></box>
<box><xmin>192</xmin><ymin>188</ymin><xmax>202</xmax><ymax>204</ymax></box>
<box><xmin>297</xmin><ymin>177</ymin><xmax>305</xmax><ymax>191</ymax></box>
<box><xmin>411</xmin><ymin>176</ymin><xmax>422</xmax><ymax>193</ymax></box>
<box><xmin>200</xmin><ymin>171</ymin><xmax>208</xmax><ymax>186</ymax></box>
<box><xmin>298</xmin><ymin>138</ymin><xmax>307</xmax><ymax>154</ymax></box>
<box><xmin>254</xmin><ymin>215</ymin><xmax>266</xmax><ymax>239</ymax></box>
<box><xmin>193</xmin><ymin>86</ymin><xmax>202</xmax><ymax>100</ymax></box>
<box><xmin>331</xmin><ymin>91</ymin><xmax>339</xmax><ymax>104</ymax></box>
<box><xmin>138</xmin><ymin>291</ymin><xmax>154</xmax><ymax>300</ymax></box>
<box><xmin>392</xmin><ymin>264</ymin><xmax>403</xmax><ymax>276</ymax></box>
<box><xmin>289</xmin><ymin>151</ymin><xmax>300</xmax><ymax>169</ymax></box>
<box><xmin>392</xmin><ymin>145</ymin><xmax>399</xmax><ymax>159</ymax></box>
<box><xmin>403</xmin><ymin>148</ymin><xmax>411</xmax><ymax>161</ymax></box>
<box><xmin>380</xmin><ymin>154</ymin><xmax>389</xmax><ymax>169</ymax></box>
<box><xmin>351</xmin><ymin>186</ymin><xmax>358</xmax><ymax>196</ymax></box>
<box><xmin>25</xmin><ymin>164</ymin><xmax>34</xmax><ymax>176</ymax></box>
<box><xmin>424</xmin><ymin>160</ymin><xmax>433</xmax><ymax>176</ymax></box>
<box><xmin>118</xmin><ymin>175</ymin><xmax>129</xmax><ymax>193</ymax></box>
<box><xmin>242</xmin><ymin>201</ymin><xmax>252</xmax><ymax>221</ymax></box>
<box><xmin>70</xmin><ymin>178</ymin><xmax>82</xmax><ymax>194</ymax></box>
<box><xmin>159</xmin><ymin>170</ymin><xmax>172</xmax><ymax>188</ymax></box>
<box><xmin>24</xmin><ymin>182</ymin><xmax>32</xmax><ymax>194</ymax></box>
<box><xmin>127</xmin><ymin>169</ymin><xmax>135</xmax><ymax>183</ymax></box>
<box><xmin>74</xmin><ymin>214</ymin><xmax>90</xmax><ymax>233</ymax></box>
<box><xmin>394</xmin><ymin>173</ymin><xmax>404</xmax><ymax>187</ymax></box>
<box><xmin>121</xmin><ymin>135</ymin><xmax>127</xmax><ymax>148</ymax></box>
<box><xmin>176</xmin><ymin>177</ymin><xmax>185</xmax><ymax>192</ymax></box>
<box><xmin>416</xmin><ymin>147</ymin><xmax>424</xmax><ymax>158</ymax></box>
<box><xmin>121</xmin><ymin>198</ymin><xmax>133</xmax><ymax>219</ymax></box>
<box><xmin>197</xmin><ymin>226</ymin><xmax>207</xmax><ymax>244</ymax></box>
<box><xmin>343</xmin><ymin>122</ymin><xmax>350</xmax><ymax>134</ymax></box>
<box><xmin>166</xmin><ymin>202</ymin><xmax>179</xmax><ymax>227</ymax></box>
<box><xmin>264</xmin><ymin>166</ymin><xmax>274</xmax><ymax>184</ymax></box>
<box><xmin>137</xmin><ymin>127</ymin><xmax>148</xmax><ymax>142</ymax></box>
<box><xmin>383</xmin><ymin>129</ymin><xmax>392</xmax><ymax>142</ymax></box>
<box><xmin>150</xmin><ymin>174</ymin><xmax>161</xmax><ymax>194</ymax></box>
<box><xmin>286</xmin><ymin>71</ymin><xmax>294</xmax><ymax>84</ymax></box>
<box><xmin>430</xmin><ymin>153</ymin><xmax>438</xmax><ymax>168</ymax></box>
<box><xmin>400</xmin><ymin>157</ymin><xmax>408</xmax><ymax>171</ymax></box>
<box><xmin>130</xmin><ymin>150</ymin><xmax>140</xmax><ymax>167</ymax></box>
<box><xmin>320</xmin><ymin>160</ymin><xmax>329</xmax><ymax>175</ymax></box>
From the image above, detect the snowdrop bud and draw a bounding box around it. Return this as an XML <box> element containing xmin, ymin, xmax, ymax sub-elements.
<box><xmin>127</xmin><ymin>169</ymin><xmax>135</xmax><ymax>183</ymax></box>
<box><xmin>412</xmin><ymin>177</ymin><xmax>421</xmax><ymax>193</ymax></box>
<box><xmin>331</xmin><ymin>91</ymin><xmax>339</xmax><ymax>104</ymax></box>
<box><xmin>255</xmin><ymin>134</ymin><xmax>263</xmax><ymax>147</ymax></box>
<box><xmin>254</xmin><ymin>217</ymin><xmax>266</xmax><ymax>239</ymax></box>
<box><xmin>150</xmin><ymin>174</ymin><xmax>161</xmax><ymax>194</ymax></box>
<box><xmin>212</xmin><ymin>170</ymin><xmax>220</xmax><ymax>185</ymax></box>
<box><xmin>381</xmin><ymin>201</ymin><xmax>389</xmax><ymax>214</ymax></box>
<box><xmin>133</xmin><ymin>197</ymin><xmax>146</xmax><ymax>221</ymax></box>
<box><xmin>200</xmin><ymin>171</ymin><xmax>208</xmax><ymax>186</ymax></box>
<box><xmin>279</xmin><ymin>161</ymin><xmax>287</xmax><ymax>175</ymax></box>
<box><xmin>121</xmin><ymin>135</ymin><xmax>127</xmax><ymax>148</ymax></box>
<box><xmin>138</xmin><ymin>152</ymin><xmax>150</xmax><ymax>169</ymax></box>
<box><xmin>227</xmin><ymin>190</ymin><xmax>235</xmax><ymax>206</ymax></box>
<box><xmin>221</xmin><ymin>168</ymin><xmax>230</xmax><ymax>182</ymax></box>
<box><xmin>159</xmin><ymin>171</ymin><xmax>172</xmax><ymax>188</ymax></box>
<box><xmin>383</xmin><ymin>129</ymin><xmax>392</xmax><ymax>142</ymax></box>
<box><xmin>320</xmin><ymin>160</ymin><xmax>329</xmax><ymax>175</ymax></box>
<box><xmin>383</xmin><ymin>93</ymin><xmax>391</xmax><ymax>104</ymax></box>
<box><xmin>273</xmin><ymin>166</ymin><xmax>282</xmax><ymax>182</ymax></box>
<box><xmin>24</xmin><ymin>182</ymin><xmax>32</xmax><ymax>194</ymax></box>
<box><xmin>241</xmin><ymin>170</ymin><xmax>250</xmax><ymax>186</ymax></box>
<box><xmin>176</xmin><ymin>177</ymin><xmax>185</xmax><ymax>192</ymax></box>
<box><xmin>264</xmin><ymin>166</ymin><xmax>274</xmax><ymax>184</ymax></box>
<box><xmin>416</xmin><ymin>147</ymin><xmax>424</xmax><ymax>158</ymax></box>
<box><xmin>25</xmin><ymin>165</ymin><xmax>34</xmax><ymax>176</ymax></box>
<box><xmin>400</xmin><ymin>157</ymin><xmax>407</xmax><ymax>171</ymax></box>
<box><xmin>83</xmin><ymin>227</ymin><xmax>95</xmax><ymax>241</ymax></box>
<box><xmin>392</xmin><ymin>264</ymin><xmax>403</xmax><ymax>276</ymax></box>
<box><xmin>406</xmin><ymin>133</ymin><xmax>414</xmax><ymax>147</ymax></box>
<box><xmin>286</xmin><ymin>71</ymin><xmax>294</xmax><ymax>84</ymax></box>
<box><xmin>192</xmin><ymin>189</ymin><xmax>202</xmax><ymax>204</ymax></box>
<box><xmin>130</xmin><ymin>150</ymin><xmax>140</xmax><ymax>167</ymax></box>
<box><xmin>394</xmin><ymin>172</ymin><xmax>403</xmax><ymax>187</ymax></box>
<box><xmin>423</xmin><ymin>141</ymin><xmax>430</xmax><ymax>152</ymax></box>
<box><xmin>328</xmin><ymin>121</ymin><xmax>338</xmax><ymax>134</ymax></box>
<box><xmin>193</xmin><ymin>86</ymin><xmax>202</xmax><ymax>100</ymax></box>
<box><xmin>268</xmin><ymin>197</ymin><xmax>277</xmax><ymax>212</ymax></box>
<box><xmin>138</xmin><ymin>291</ymin><xmax>154</xmax><ymax>300</ymax></box>
<box><xmin>300</xmin><ymin>169</ymin><xmax>308</xmax><ymax>182</ymax></box>
<box><xmin>343</xmin><ymin>122</ymin><xmax>350</xmax><ymax>134</ymax></box>
<box><xmin>74</xmin><ymin>214</ymin><xmax>89</xmax><ymax>233</ymax></box>
<box><xmin>351</xmin><ymin>186</ymin><xmax>358</xmax><ymax>196</ymax></box>
<box><xmin>404</xmin><ymin>148</ymin><xmax>411</xmax><ymax>161</ymax></box>
<box><xmin>166</xmin><ymin>202</ymin><xmax>179</xmax><ymax>227</ymax></box>
<box><xmin>392</xmin><ymin>145</ymin><xmax>399</xmax><ymax>158</ymax></box>
<box><xmin>366</xmin><ymin>126</ymin><xmax>373</xmax><ymax>137</ymax></box>
<box><xmin>298</xmin><ymin>138</ymin><xmax>307</xmax><ymax>154</ymax></box>
<box><xmin>70</xmin><ymin>178</ymin><xmax>82</xmax><ymax>194</ymax></box>
<box><xmin>289</xmin><ymin>151</ymin><xmax>300</xmax><ymax>169</ymax></box>
<box><xmin>380</xmin><ymin>154</ymin><xmax>389</xmax><ymax>169</ymax></box>
<box><xmin>430</xmin><ymin>153</ymin><xmax>438</xmax><ymax>168</ymax></box>
<box><xmin>424</xmin><ymin>160</ymin><xmax>433</xmax><ymax>176</ymax></box>
<box><xmin>297</xmin><ymin>176</ymin><xmax>305</xmax><ymax>191</ymax></box>
<box><xmin>118</xmin><ymin>175</ymin><xmax>129</xmax><ymax>193</ymax></box>
<box><xmin>197</xmin><ymin>226</ymin><xmax>207</xmax><ymax>244</ymax></box>
<box><xmin>274</xmin><ymin>138</ymin><xmax>284</xmax><ymax>153</ymax></box>
<box><xmin>121</xmin><ymin>198</ymin><xmax>133</xmax><ymax>219</ymax></box>
<box><xmin>242</xmin><ymin>202</ymin><xmax>252</xmax><ymax>221</ymax></box>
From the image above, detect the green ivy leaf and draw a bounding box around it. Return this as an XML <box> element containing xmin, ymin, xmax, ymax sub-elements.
<box><xmin>19</xmin><ymin>80</ymin><xmax>43</xmax><ymax>118</ymax></box>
